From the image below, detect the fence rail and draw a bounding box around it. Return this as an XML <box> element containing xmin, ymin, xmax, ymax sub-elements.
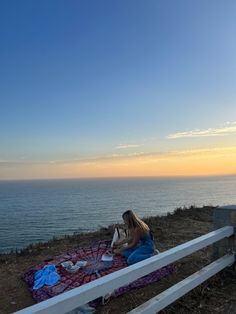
<box><xmin>129</xmin><ymin>253</ymin><xmax>235</xmax><ymax>313</ymax></box>
<box><xmin>15</xmin><ymin>226</ymin><xmax>234</xmax><ymax>314</ymax></box>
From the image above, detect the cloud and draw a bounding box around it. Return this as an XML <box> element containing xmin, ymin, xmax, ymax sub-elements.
<box><xmin>115</xmin><ymin>144</ymin><xmax>142</xmax><ymax>149</ymax></box>
<box><xmin>167</xmin><ymin>122</ymin><xmax>236</xmax><ymax>139</ymax></box>
<box><xmin>2</xmin><ymin>146</ymin><xmax>236</xmax><ymax>169</ymax></box>
<box><xmin>48</xmin><ymin>153</ymin><xmax>146</xmax><ymax>165</ymax></box>
<box><xmin>50</xmin><ymin>146</ymin><xmax>236</xmax><ymax>164</ymax></box>
<box><xmin>166</xmin><ymin>146</ymin><xmax>236</xmax><ymax>158</ymax></box>
<box><xmin>0</xmin><ymin>160</ymin><xmax>27</xmax><ymax>166</ymax></box>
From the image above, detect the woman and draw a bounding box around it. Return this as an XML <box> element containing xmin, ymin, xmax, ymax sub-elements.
<box><xmin>113</xmin><ymin>209</ymin><xmax>155</xmax><ymax>265</ymax></box>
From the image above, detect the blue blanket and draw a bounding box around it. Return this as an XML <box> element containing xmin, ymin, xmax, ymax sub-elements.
<box><xmin>33</xmin><ymin>264</ymin><xmax>60</xmax><ymax>290</ymax></box>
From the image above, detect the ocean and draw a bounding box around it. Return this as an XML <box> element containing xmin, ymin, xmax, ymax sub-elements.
<box><xmin>0</xmin><ymin>175</ymin><xmax>236</xmax><ymax>253</ymax></box>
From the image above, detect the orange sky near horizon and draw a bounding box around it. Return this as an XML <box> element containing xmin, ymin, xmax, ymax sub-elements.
<box><xmin>1</xmin><ymin>146</ymin><xmax>236</xmax><ymax>180</ymax></box>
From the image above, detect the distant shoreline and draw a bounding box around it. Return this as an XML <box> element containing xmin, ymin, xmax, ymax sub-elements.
<box><xmin>1</xmin><ymin>173</ymin><xmax>236</xmax><ymax>254</ymax></box>
<box><xmin>1</xmin><ymin>205</ymin><xmax>214</xmax><ymax>258</ymax></box>
<box><xmin>0</xmin><ymin>204</ymin><xmax>214</xmax><ymax>255</ymax></box>
<box><xmin>0</xmin><ymin>173</ymin><xmax>236</xmax><ymax>182</ymax></box>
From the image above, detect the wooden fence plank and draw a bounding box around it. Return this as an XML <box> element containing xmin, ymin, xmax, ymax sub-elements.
<box><xmin>128</xmin><ymin>254</ymin><xmax>235</xmax><ymax>314</ymax></box>
<box><xmin>14</xmin><ymin>226</ymin><xmax>234</xmax><ymax>314</ymax></box>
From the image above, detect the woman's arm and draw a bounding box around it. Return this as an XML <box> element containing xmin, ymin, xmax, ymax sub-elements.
<box><xmin>113</xmin><ymin>232</ymin><xmax>133</xmax><ymax>247</ymax></box>
<box><xmin>114</xmin><ymin>228</ymin><xmax>142</xmax><ymax>254</ymax></box>
<box><xmin>122</xmin><ymin>228</ymin><xmax>141</xmax><ymax>249</ymax></box>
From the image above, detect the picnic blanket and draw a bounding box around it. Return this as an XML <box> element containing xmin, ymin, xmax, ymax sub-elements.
<box><xmin>23</xmin><ymin>240</ymin><xmax>175</xmax><ymax>305</ymax></box>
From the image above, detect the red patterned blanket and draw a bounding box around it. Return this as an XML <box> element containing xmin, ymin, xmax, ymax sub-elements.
<box><xmin>23</xmin><ymin>240</ymin><xmax>175</xmax><ymax>305</ymax></box>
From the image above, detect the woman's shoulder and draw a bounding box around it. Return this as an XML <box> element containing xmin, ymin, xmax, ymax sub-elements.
<box><xmin>133</xmin><ymin>226</ymin><xmax>142</xmax><ymax>234</ymax></box>
<box><xmin>135</xmin><ymin>226</ymin><xmax>150</xmax><ymax>235</ymax></box>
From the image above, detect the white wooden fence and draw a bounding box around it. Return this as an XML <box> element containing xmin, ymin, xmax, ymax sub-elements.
<box><xmin>15</xmin><ymin>226</ymin><xmax>235</xmax><ymax>314</ymax></box>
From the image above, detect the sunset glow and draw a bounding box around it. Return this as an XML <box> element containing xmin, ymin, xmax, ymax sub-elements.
<box><xmin>0</xmin><ymin>1</ymin><xmax>235</xmax><ymax>180</ymax></box>
<box><xmin>1</xmin><ymin>145</ymin><xmax>236</xmax><ymax>180</ymax></box>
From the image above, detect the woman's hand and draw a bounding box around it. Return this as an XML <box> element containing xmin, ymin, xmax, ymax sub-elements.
<box><xmin>113</xmin><ymin>247</ymin><xmax>123</xmax><ymax>255</ymax></box>
<box><xmin>113</xmin><ymin>240</ymin><xmax>123</xmax><ymax>248</ymax></box>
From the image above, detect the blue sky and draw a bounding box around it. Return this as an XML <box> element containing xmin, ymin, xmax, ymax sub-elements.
<box><xmin>0</xmin><ymin>0</ymin><xmax>236</xmax><ymax>179</ymax></box>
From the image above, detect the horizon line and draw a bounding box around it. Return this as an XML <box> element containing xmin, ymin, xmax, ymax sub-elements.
<box><xmin>0</xmin><ymin>173</ymin><xmax>236</xmax><ymax>182</ymax></box>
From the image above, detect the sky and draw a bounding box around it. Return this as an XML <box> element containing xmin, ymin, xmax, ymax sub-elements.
<box><xmin>0</xmin><ymin>0</ymin><xmax>236</xmax><ymax>180</ymax></box>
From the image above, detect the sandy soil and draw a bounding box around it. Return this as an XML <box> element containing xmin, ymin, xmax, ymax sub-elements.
<box><xmin>0</xmin><ymin>206</ymin><xmax>235</xmax><ymax>314</ymax></box>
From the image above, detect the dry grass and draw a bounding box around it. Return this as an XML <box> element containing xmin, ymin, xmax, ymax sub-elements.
<box><xmin>0</xmin><ymin>206</ymin><xmax>235</xmax><ymax>314</ymax></box>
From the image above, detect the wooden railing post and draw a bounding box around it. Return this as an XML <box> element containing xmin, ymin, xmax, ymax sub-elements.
<box><xmin>213</xmin><ymin>205</ymin><xmax>236</xmax><ymax>259</ymax></box>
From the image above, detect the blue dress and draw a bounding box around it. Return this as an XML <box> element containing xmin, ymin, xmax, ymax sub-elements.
<box><xmin>121</xmin><ymin>231</ymin><xmax>155</xmax><ymax>265</ymax></box>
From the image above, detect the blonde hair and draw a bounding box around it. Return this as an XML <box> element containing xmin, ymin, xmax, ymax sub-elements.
<box><xmin>122</xmin><ymin>209</ymin><xmax>149</xmax><ymax>232</ymax></box>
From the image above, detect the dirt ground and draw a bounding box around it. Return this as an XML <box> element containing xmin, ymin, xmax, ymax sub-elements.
<box><xmin>0</xmin><ymin>206</ymin><xmax>236</xmax><ymax>314</ymax></box>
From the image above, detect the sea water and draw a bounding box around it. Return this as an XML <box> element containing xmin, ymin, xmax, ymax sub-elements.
<box><xmin>0</xmin><ymin>175</ymin><xmax>236</xmax><ymax>253</ymax></box>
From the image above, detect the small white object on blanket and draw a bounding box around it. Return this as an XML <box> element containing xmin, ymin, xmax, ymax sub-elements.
<box><xmin>61</xmin><ymin>260</ymin><xmax>87</xmax><ymax>273</ymax></box>
<box><xmin>101</xmin><ymin>253</ymin><xmax>113</xmax><ymax>262</ymax></box>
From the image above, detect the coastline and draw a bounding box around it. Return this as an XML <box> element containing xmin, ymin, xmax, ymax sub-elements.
<box><xmin>1</xmin><ymin>175</ymin><xmax>236</xmax><ymax>255</ymax></box>
<box><xmin>0</xmin><ymin>206</ymin><xmax>235</xmax><ymax>314</ymax></box>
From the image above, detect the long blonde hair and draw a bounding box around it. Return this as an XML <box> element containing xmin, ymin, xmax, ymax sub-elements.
<box><xmin>122</xmin><ymin>209</ymin><xmax>149</xmax><ymax>232</ymax></box>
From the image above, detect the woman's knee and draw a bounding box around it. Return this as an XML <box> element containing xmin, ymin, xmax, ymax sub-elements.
<box><xmin>122</xmin><ymin>248</ymin><xmax>134</xmax><ymax>258</ymax></box>
<box><xmin>127</xmin><ymin>253</ymin><xmax>152</xmax><ymax>265</ymax></box>
<box><xmin>127</xmin><ymin>255</ymin><xmax>136</xmax><ymax>265</ymax></box>
<box><xmin>127</xmin><ymin>252</ymin><xmax>142</xmax><ymax>265</ymax></box>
